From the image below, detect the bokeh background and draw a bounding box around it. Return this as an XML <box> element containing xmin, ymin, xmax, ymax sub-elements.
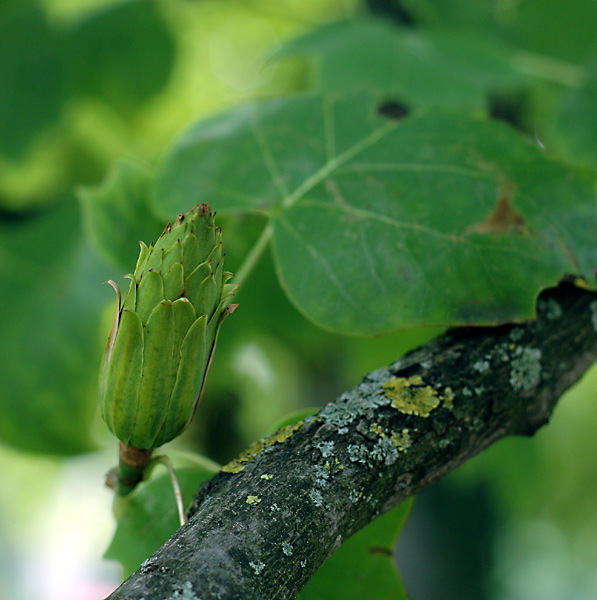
<box><xmin>1</xmin><ymin>1</ymin><xmax>597</xmax><ymax>598</ymax></box>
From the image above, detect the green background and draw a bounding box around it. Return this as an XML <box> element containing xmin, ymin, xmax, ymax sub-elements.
<box><xmin>1</xmin><ymin>1</ymin><xmax>596</xmax><ymax>599</ymax></box>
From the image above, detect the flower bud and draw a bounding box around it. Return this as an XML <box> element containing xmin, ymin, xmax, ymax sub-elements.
<box><xmin>99</xmin><ymin>203</ymin><xmax>236</xmax><ymax>452</ymax></box>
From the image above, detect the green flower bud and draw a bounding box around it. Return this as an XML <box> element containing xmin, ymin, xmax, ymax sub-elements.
<box><xmin>99</xmin><ymin>203</ymin><xmax>236</xmax><ymax>451</ymax></box>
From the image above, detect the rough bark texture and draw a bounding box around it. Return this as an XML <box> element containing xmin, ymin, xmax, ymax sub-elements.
<box><xmin>106</xmin><ymin>283</ymin><xmax>597</xmax><ymax>600</ymax></box>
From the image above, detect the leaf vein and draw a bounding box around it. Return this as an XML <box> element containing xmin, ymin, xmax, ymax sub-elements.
<box><xmin>250</xmin><ymin>110</ymin><xmax>290</xmax><ymax>202</ymax></box>
<box><xmin>282</xmin><ymin>121</ymin><xmax>397</xmax><ymax>209</ymax></box>
<box><xmin>276</xmin><ymin>216</ymin><xmax>360</xmax><ymax>311</ymax></box>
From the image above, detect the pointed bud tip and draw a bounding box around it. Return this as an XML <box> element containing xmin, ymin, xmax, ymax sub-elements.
<box><xmin>224</xmin><ymin>303</ymin><xmax>239</xmax><ymax>317</ymax></box>
<box><xmin>105</xmin><ymin>280</ymin><xmax>121</xmax><ymax>302</ymax></box>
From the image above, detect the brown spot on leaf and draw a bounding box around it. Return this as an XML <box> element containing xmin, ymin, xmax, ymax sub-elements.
<box><xmin>469</xmin><ymin>184</ymin><xmax>527</xmax><ymax>235</ymax></box>
<box><xmin>368</xmin><ymin>546</ymin><xmax>393</xmax><ymax>557</ymax></box>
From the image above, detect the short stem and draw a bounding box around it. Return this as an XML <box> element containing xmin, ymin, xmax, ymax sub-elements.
<box><xmin>233</xmin><ymin>220</ymin><xmax>273</xmax><ymax>291</ymax></box>
<box><xmin>106</xmin><ymin>443</ymin><xmax>154</xmax><ymax>496</ymax></box>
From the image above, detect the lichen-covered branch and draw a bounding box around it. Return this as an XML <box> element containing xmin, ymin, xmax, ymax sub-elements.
<box><xmin>106</xmin><ymin>283</ymin><xmax>597</xmax><ymax>600</ymax></box>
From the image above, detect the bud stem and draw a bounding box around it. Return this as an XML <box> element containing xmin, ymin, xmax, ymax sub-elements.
<box><xmin>106</xmin><ymin>445</ymin><xmax>187</xmax><ymax>526</ymax></box>
<box><xmin>106</xmin><ymin>443</ymin><xmax>154</xmax><ymax>496</ymax></box>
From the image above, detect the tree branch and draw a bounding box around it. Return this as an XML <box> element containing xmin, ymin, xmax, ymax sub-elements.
<box><xmin>106</xmin><ymin>283</ymin><xmax>597</xmax><ymax>600</ymax></box>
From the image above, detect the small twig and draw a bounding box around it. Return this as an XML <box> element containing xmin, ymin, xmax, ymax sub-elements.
<box><xmin>148</xmin><ymin>455</ymin><xmax>187</xmax><ymax>526</ymax></box>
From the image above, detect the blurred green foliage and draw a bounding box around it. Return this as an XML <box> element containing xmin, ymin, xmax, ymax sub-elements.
<box><xmin>1</xmin><ymin>1</ymin><xmax>597</xmax><ymax>599</ymax></box>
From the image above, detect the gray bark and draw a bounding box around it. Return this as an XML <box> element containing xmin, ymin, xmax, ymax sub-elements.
<box><xmin>106</xmin><ymin>283</ymin><xmax>597</xmax><ymax>600</ymax></box>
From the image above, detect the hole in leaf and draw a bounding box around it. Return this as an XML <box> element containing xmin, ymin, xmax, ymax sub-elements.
<box><xmin>378</xmin><ymin>100</ymin><xmax>411</xmax><ymax>120</ymax></box>
<box><xmin>365</xmin><ymin>0</ymin><xmax>417</xmax><ymax>26</ymax></box>
<box><xmin>488</xmin><ymin>91</ymin><xmax>530</xmax><ymax>133</ymax></box>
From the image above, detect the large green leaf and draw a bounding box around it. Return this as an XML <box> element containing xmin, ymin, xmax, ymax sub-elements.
<box><xmin>78</xmin><ymin>160</ymin><xmax>165</xmax><ymax>270</ymax></box>
<box><xmin>154</xmin><ymin>93</ymin><xmax>597</xmax><ymax>335</ymax></box>
<box><xmin>0</xmin><ymin>2</ymin><xmax>64</xmax><ymax>159</ymax></box>
<box><xmin>400</xmin><ymin>0</ymin><xmax>597</xmax><ymax>63</ymax></box>
<box><xmin>64</xmin><ymin>0</ymin><xmax>175</xmax><ymax>109</ymax></box>
<box><xmin>552</xmin><ymin>53</ymin><xmax>597</xmax><ymax>167</ymax></box>
<box><xmin>0</xmin><ymin>200</ymin><xmax>113</xmax><ymax>454</ymax></box>
<box><xmin>276</xmin><ymin>18</ymin><xmax>525</xmax><ymax>110</ymax></box>
<box><xmin>298</xmin><ymin>499</ymin><xmax>413</xmax><ymax>600</ymax></box>
<box><xmin>502</xmin><ymin>0</ymin><xmax>597</xmax><ymax>64</ymax></box>
<box><xmin>105</xmin><ymin>464</ymin><xmax>217</xmax><ymax>577</ymax></box>
<box><xmin>398</xmin><ymin>0</ymin><xmax>498</xmax><ymax>29</ymax></box>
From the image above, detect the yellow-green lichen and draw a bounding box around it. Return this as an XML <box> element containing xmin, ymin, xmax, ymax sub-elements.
<box><xmin>383</xmin><ymin>376</ymin><xmax>455</xmax><ymax>416</ymax></box>
<box><xmin>391</xmin><ymin>429</ymin><xmax>412</xmax><ymax>452</ymax></box>
<box><xmin>370</xmin><ymin>423</ymin><xmax>385</xmax><ymax>437</ymax></box>
<box><xmin>383</xmin><ymin>376</ymin><xmax>440</xmax><ymax>417</ymax></box>
<box><xmin>222</xmin><ymin>421</ymin><xmax>305</xmax><ymax>473</ymax></box>
<box><xmin>246</xmin><ymin>495</ymin><xmax>261</xmax><ymax>505</ymax></box>
<box><xmin>443</xmin><ymin>387</ymin><xmax>455</xmax><ymax>411</ymax></box>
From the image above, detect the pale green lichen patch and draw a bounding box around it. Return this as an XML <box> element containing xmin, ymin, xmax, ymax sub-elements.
<box><xmin>222</xmin><ymin>421</ymin><xmax>305</xmax><ymax>473</ymax></box>
<box><xmin>438</xmin><ymin>438</ymin><xmax>451</xmax><ymax>449</ymax></box>
<box><xmin>320</xmin><ymin>384</ymin><xmax>391</xmax><ymax>431</ymax></box>
<box><xmin>349</xmin><ymin>489</ymin><xmax>361</xmax><ymax>503</ymax></box>
<box><xmin>249</xmin><ymin>560</ymin><xmax>266</xmax><ymax>576</ymax></box>
<box><xmin>538</xmin><ymin>297</ymin><xmax>563</xmax><ymax>321</ymax></box>
<box><xmin>139</xmin><ymin>557</ymin><xmax>156</xmax><ymax>574</ymax></box>
<box><xmin>509</xmin><ymin>347</ymin><xmax>542</xmax><ymax>391</ymax></box>
<box><xmin>309</xmin><ymin>488</ymin><xmax>324</xmax><ymax>507</ymax></box>
<box><xmin>246</xmin><ymin>495</ymin><xmax>261</xmax><ymax>505</ymax></box>
<box><xmin>282</xmin><ymin>541</ymin><xmax>294</xmax><ymax>556</ymax></box>
<box><xmin>383</xmin><ymin>375</ymin><xmax>448</xmax><ymax>417</ymax></box>
<box><xmin>313</xmin><ymin>464</ymin><xmax>331</xmax><ymax>487</ymax></box>
<box><xmin>347</xmin><ymin>443</ymin><xmax>370</xmax><ymax>464</ymax></box>
<box><xmin>316</xmin><ymin>441</ymin><xmax>335</xmax><ymax>458</ymax></box>
<box><xmin>347</xmin><ymin>434</ymin><xmax>403</xmax><ymax>466</ymax></box>
<box><xmin>473</xmin><ymin>360</ymin><xmax>490</xmax><ymax>373</ymax></box>
<box><xmin>371</xmin><ymin>436</ymin><xmax>399</xmax><ymax>465</ymax></box>
<box><xmin>260</xmin><ymin>473</ymin><xmax>273</xmax><ymax>481</ymax></box>
<box><xmin>168</xmin><ymin>581</ymin><xmax>200</xmax><ymax>600</ymax></box>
